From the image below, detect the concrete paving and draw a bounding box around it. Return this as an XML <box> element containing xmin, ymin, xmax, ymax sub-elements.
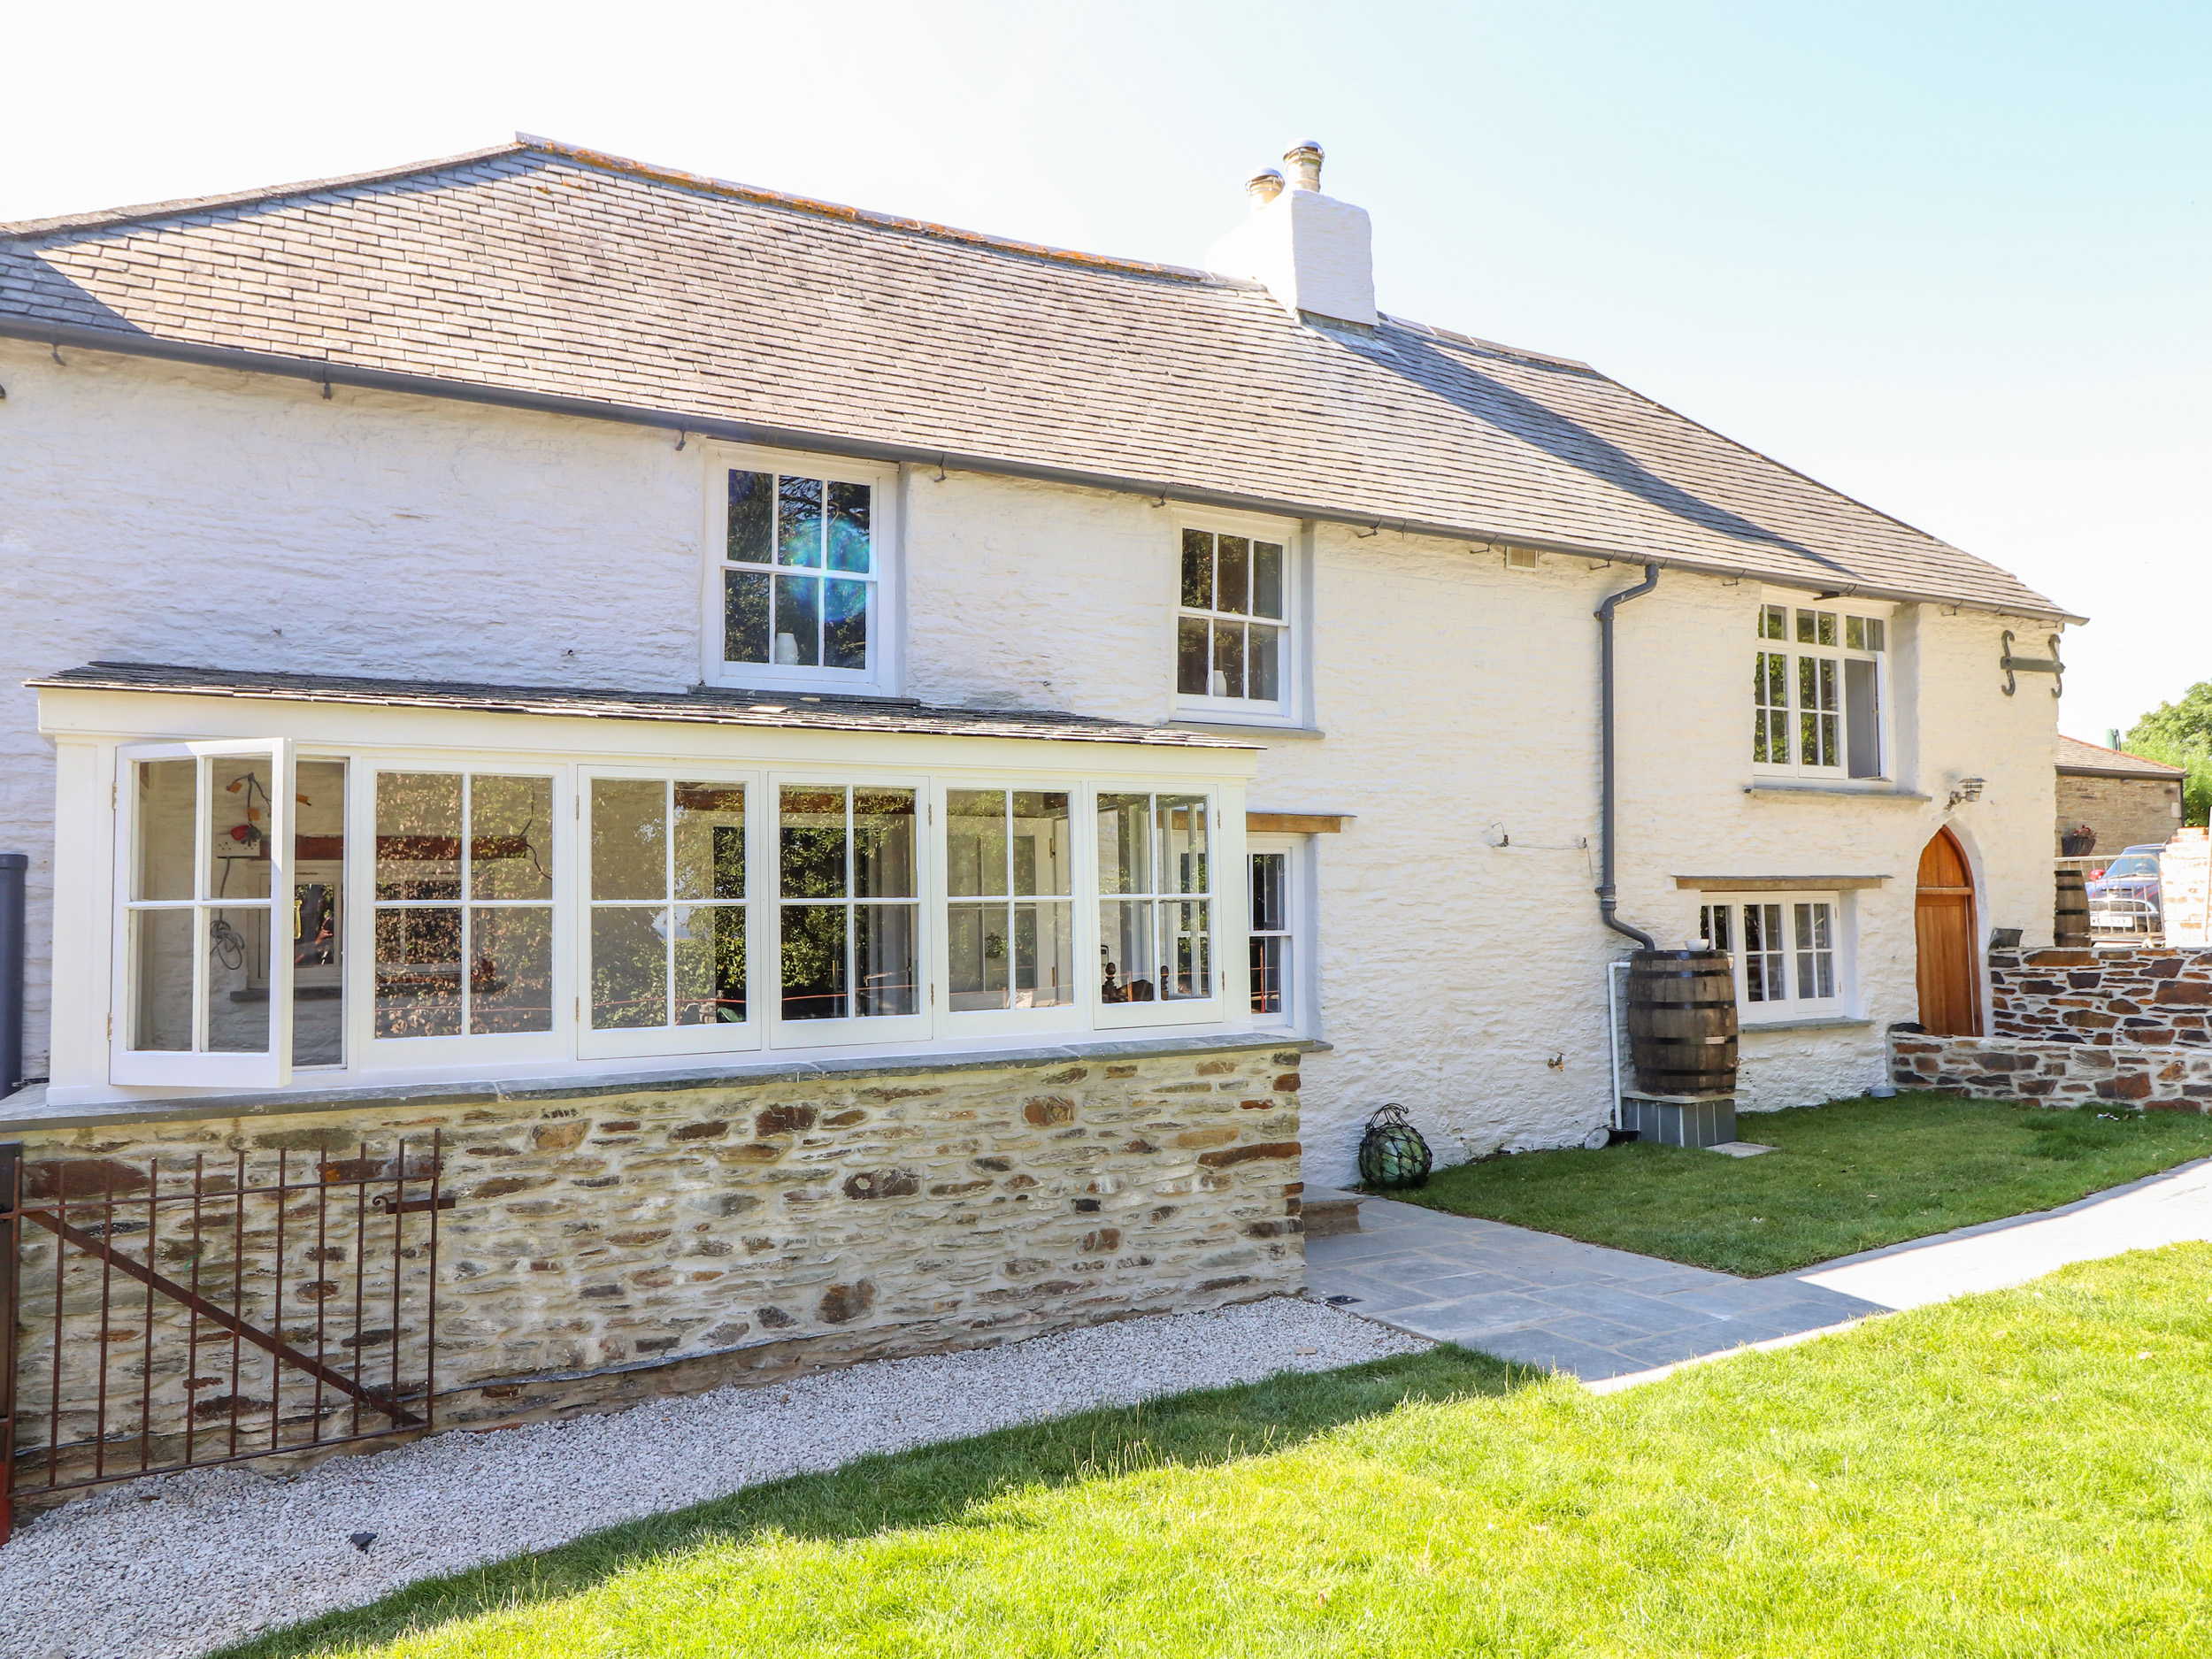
<box><xmin>1309</xmin><ymin>1155</ymin><xmax>2212</xmax><ymax>1386</ymax></box>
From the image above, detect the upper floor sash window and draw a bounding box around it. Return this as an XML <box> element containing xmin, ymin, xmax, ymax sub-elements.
<box><xmin>1753</xmin><ymin>600</ymin><xmax>1889</xmax><ymax>780</ymax></box>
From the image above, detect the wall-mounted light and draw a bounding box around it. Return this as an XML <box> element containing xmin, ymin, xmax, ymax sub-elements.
<box><xmin>1947</xmin><ymin>777</ymin><xmax>1985</xmax><ymax>810</ymax></box>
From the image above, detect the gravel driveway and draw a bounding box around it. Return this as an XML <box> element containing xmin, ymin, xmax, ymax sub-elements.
<box><xmin>3</xmin><ymin>1297</ymin><xmax>1425</xmax><ymax>1659</ymax></box>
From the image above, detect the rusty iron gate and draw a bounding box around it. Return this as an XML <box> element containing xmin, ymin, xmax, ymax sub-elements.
<box><xmin>0</xmin><ymin>1133</ymin><xmax>443</xmax><ymax>1543</ymax></box>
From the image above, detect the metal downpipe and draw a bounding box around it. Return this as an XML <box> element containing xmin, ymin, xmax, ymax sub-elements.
<box><xmin>1596</xmin><ymin>565</ymin><xmax>1661</xmax><ymax>950</ymax></box>
<box><xmin>0</xmin><ymin>853</ymin><xmax>23</xmax><ymax>1095</ymax></box>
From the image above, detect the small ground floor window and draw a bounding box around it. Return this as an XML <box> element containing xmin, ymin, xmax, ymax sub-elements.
<box><xmin>1698</xmin><ymin>891</ymin><xmax>1846</xmax><ymax>1022</ymax></box>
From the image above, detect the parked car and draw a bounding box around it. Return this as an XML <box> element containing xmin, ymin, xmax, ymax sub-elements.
<box><xmin>2087</xmin><ymin>846</ymin><xmax>2164</xmax><ymax>933</ymax></box>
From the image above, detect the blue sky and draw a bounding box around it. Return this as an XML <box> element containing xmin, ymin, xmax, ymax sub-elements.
<box><xmin>8</xmin><ymin>0</ymin><xmax>2204</xmax><ymax>742</ymax></box>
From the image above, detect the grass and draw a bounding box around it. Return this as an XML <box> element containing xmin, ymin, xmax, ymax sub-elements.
<box><xmin>1386</xmin><ymin>1092</ymin><xmax>2212</xmax><ymax>1275</ymax></box>
<box><xmin>216</xmin><ymin>1245</ymin><xmax>2212</xmax><ymax>1657</ymax></box>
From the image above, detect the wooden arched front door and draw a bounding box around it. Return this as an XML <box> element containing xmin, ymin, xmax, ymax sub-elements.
<box><xmin>1916</xmin><ymin>828</ymin><xmax>1982</xmax><ymax>1034</ymax></box>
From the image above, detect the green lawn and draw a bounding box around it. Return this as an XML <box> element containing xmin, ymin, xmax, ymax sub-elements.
<box><xmin>225</xmin><ymin>1246</ymin><xmax>2212</xmax><ymax>1658</ymax></box>
<box><xmin>1385</xmin><ymin>1093</ymin><xmax>2212</xmax><ymax>1276</ymax></box>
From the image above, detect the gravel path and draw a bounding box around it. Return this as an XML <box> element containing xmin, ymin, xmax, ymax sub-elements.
<box><xmin>3</xmin><ymin>1297</ymin><xmax>1425</xmax><ymax>1659</ymax></box>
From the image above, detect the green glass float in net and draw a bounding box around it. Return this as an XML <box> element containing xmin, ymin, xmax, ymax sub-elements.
<box><xmin>1356</xmin><ymin>1103</ymin><xmax>1432</xmax><ymax>1190</ymax></box>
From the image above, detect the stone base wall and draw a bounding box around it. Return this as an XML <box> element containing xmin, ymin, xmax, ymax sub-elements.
<box><xmin>1891</xmin><ymin>1033</ymin><xmax>2212</xmax><ymax>1108</ymax></box>
<box><xmin>1990</xmin><ymin>946</ymin><xmax>2212</xmax><ymax>1047</ymax></box>
<box><xmin>12</xmin><ymin>1043</ymin><xmax>1307</xmax><ymax>1451</ymax></box>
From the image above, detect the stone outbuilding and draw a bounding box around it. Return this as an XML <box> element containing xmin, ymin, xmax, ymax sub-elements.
<box><xmin>2055</xmin><ymin>734</ymin><xmax>2185</xmax><ymax>856</ymax></box>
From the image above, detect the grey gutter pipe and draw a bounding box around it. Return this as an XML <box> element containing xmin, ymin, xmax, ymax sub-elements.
<box><xmin>0</xmin><ymin>853</ymin><xmax>24</xmax><ymax>1095</ymax></box>
<box><xmin>0</xmin><ymin>317</ymin><xmax>2085</xmax><ymax>629</ymax></box>
<box><xmin>1595</xmin><ymin>565</ymin><xmax>1661</xmax><ymax>950</ymax></box>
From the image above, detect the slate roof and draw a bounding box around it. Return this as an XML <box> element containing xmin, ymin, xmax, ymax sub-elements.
<box><xmin>30</xmin><ymin>663</ymin><xmax>1254</xmax><ymax>749</ymax></box>
<box><xmin>2055</xmin><ymin>734</ymin><xmax>2186</xmax><ymax>779</ymax></box>
<box><xmin>1</xmin><ymin>135</ymin><xmax>2075</xmax><ymax>622</ymax></box>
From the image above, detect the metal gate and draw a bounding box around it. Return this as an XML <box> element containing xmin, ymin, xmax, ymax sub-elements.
<box><xmin>0</xmin><ymin>1133</ymin><xmax>443</xmax><ymax>1543</ymax></box>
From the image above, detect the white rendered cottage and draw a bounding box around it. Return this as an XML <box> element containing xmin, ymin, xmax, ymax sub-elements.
<box><xmin>0</xmin><ymin>138</ymin><xmax>2077</xmax><ymax>1406</ymax></box>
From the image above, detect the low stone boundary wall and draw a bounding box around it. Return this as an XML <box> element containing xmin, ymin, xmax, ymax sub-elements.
<box><xmin>1991</xmin><ymin>945</ymin><xmax>2212</xmax><ymax>1047</ymax></box>
<box><xmin>1891</xmin><ymin>1033</ymin><xmax>2212</xmax><ymax>1107</ymax></box>
<box><xmin>12</xmin><ymin>1042</ymin><xmax>1307</xmax><ymax>1443</ymax></box>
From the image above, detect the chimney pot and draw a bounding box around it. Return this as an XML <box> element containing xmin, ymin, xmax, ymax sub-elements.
<box><xmin>1284</xmin><ymin>142</ymin><xmax>1325</xmax><ymax>192</ymax></box>
<box><xmin>1246</xmin><ymin>169</ymin><xmax>1285</xmax><ymax>211</ymax></box>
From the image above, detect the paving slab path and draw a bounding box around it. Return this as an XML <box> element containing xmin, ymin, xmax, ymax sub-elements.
<box><xmin>1308</xmin><ymin>1154</ymin><xmax>2212</xmax><ymax>1384</ymax></box>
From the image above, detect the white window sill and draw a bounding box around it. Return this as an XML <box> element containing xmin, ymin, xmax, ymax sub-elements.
<box><xmin>1739</xmin><ymin>1015</ymin><xmax>1878</xmax><ymax>1033</ymax></box>
<box><xmin>1743</xmin><ymin>781</ymin><xmax>1930</xmax><ymax>802</ymax></box>
<box><xmin>1168</xmin><ymin>720</ymin><xmax>1325</xmax><ymax>741</ymax></box>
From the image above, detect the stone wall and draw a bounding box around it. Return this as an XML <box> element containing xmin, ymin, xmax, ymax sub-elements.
<box><xmin>12</xmin><ymin>1043</ymin><xmax>1307</xmax><ymax>1448</ymax></box>
<box><xmin>2055</xmin><ymin>772</ymin><xmax>2184</xmax><ymax>856</ymax></box>
<box><xmin>1890</xmin><ymin>1033</ymin><xmax>2212</xmax><ymax>1108</ymax></box>
<box><xmin>1988</xmin><ymin>945</ymin><xmax>2212</xmax><ymax>1048</ymax></box>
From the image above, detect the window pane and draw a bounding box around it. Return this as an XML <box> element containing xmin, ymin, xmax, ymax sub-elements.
<box><xmin>591</xmin><ymin>906</ymin><xmax>667</xmax><ymax>1030</ymax></box>
<box><xmin>1212</xmin><ymin>621</ymin><xmax>1245</xmax><ymax>699</ymax></box>
<box><xmin>593</xmin><ymin>779</ymin><xmax>666</xmax><ymax>902</ymax></box>
<box><xmin>210</xmin><ymin>758</ymin><xmax>276</xmax><ymax>900</ymax></box>
<box><xmin>1845</xmin><ymin>615</ymin><xmax>1866</xmax><ymax>651</ymax></box>
<box><xmin>1014</xmin><ymin>900</ymin><xmax>1076</xmax><ymax>1008</ymax></box>
<box><xmin>206</xmin><ymin>908</ymin><xmax>272</xmax><ymax>1048</ymax></box>
<box><xmin>1099</xmin><ymin>900</ymin><xmax>1158</xmax><ymax>1002</ymax></box>
<box><xmin>472</xmin><ymin>776</ymin><xmax>553</xmax><ymax>901</ymax></box>
<box><xmin>132</xmin><ymin>908</ymin><xmax>195</xmax><ymax>1051</ymax></box>
<box><xmin>826</xmin><ymin>480</ymin><xmax>872</xmax><ymax>573</ymax></box>
<box><xmin>774</xmin><ymin>575</ymin><xmax>821</xmax><ymax>666</ymax></box>
<box><xmin>855</xmin><ymin>904</ymin><xmax>918</xmax><ymax>1016</ymax></box>
<box><xmin>134</xmin><ymin>758</ymin><xmax>197</xmax><ymax>902</ymax></box>
<box><xmin>1251</xmin><ymin>852</ymin><xmax>1287</xmax><ymax>933</ymax></box>
<box><xmin>1251</xmin><ymin>934</ymin><xmax>1286</xmax><ymax>1015</ymax></box>
<box><xmin>375</xmin><ymin>907</ymin><xmax>463</xmax><ymax>1037</ymax></box>
<box><xmin>854</xmin><ymin>790</ymin><xmax>917</xmax><ymax>899</ymax></box>
<box><xmin>1180</xmin><ymin>528</ymin><xmax>1213</xmax><ymax>610</ymax></box>
<box><xmin>472</xmin><ymin>906</ymin><xmax>554</xmax><ymax>1033</ymax></box>
<box><xmin>1797</xmin><ymin>610</ymin><xmax>1816</xmax><ymax>644</ymax></box>
<box><xmin>1817</xmin><ymin>611</ymin><xmax>1837</xmax><ymax>647</ymax></box>
<box><xmin>1097</xmin><ymin>795</ymin><xmax>1152</xmax><ymax>895</ymax></box>
<box><xmin>948</xmin><ymin>901</ymin><xmax>1007</xmax><ymax>1010</ymax></box>
<box><xmin>1252</xmin><ymin>541</ymin><xmax>1284</xmax><ymax>619</ymax></box>
<box><xmin>1249</xmin><ymin>624</ymin><xmax>1281</xmax><ymax>703</ymax></box>
<box><xmin>777</xmin><ymin>475</ymin><xmax>823</xmax><ymax>567</ymax></box>
<box><xmin>1759</xmin><ymin>603</ymin><xmax>1786</xmax><ymax>641</ymax></box>
<box><xmin>1795</xmin><ymin>902</ymin><xmax>1836</xmax><ymax>1000</ymax></box>
<box><xmin>824</xmin><ymin>579</ymin><xmax>868</xmax><ymax>671</ymax></box>
<box><xmin>1845</xmin><ymin>659</ymin><xmax>1882</xmax><ymax>779</ymax></box>
<box><xmin>780</xmin><ymin>903</ymin><xmax>848</xmax><ymax>1020</ymax></box>
<box><xmin>292</xmin><ymin>759</ymin><xmax>348</xmax><ymax>1068</ymax></box>
<box><xmin>673</xmin><ymin>783</ymin><xmax>746</xmax><ymax>901</ymax></box>
<box><xmin>946</xmin><ymin>790</ymin><xmax>1009</xmax><ymax>898</ymax></box>
<box><xmin>723</xmin><ymin>570</ymin><xmax>772</xmax><ymax>664</ymax></box>
<box><xmin>377</xmin><ymin>773</ymin><xmax>462</xmax><ymax>901</ymax></box>
<box><xmin>1742</xmin><ymin>902</ymin><xmax>1783</xmax><ymax>1003</ymax></box>
<box><xmin>1163</xmin><ymin>899</ymin><xmax>1211</xmax><ymax>998</ymax></box>
<box><xmin>1217</xmin><ymin>535</ymin><xmax>1250</xmax><ymax>615</ymax></box>
<box><xmin>672</xmin><ymin>904</ymin><xmax>747</xmax><ymax>1025</ymax></box>
<box><xmin>727</xmin><ymin>470</ymin><xmax>773</xmax><ymax>564</ymax></box>
<box><xmin>1010</xmin><ymin>792</ymin><xmax>1070</xmax><ymax>895</ymax></box>
<box><xmin>1158</xmin><ymin>796</ymin><xmax>1209</xmax><ymax>895</ymax></box>
<box><xmin>1177</xmin><ymin>618</ymin><xmax>1210</xmax><ymax>695</ymax></box>
<box><xmin>780</xmin><ymin>787</ymin><xmax>847</xmax><ymax>898</ymax></box>
<box><xmin>1864</xmin><ymin>618</ymin><xmax>1885</xmax><ymax>652</ymax></box>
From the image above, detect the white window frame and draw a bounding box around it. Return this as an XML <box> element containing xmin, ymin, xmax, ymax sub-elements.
<box><xmin>933</xmin><ymin>777</ymin><xmax>1091</xmax><ymax>1041</ymax></box>
<box><xmin>701</xmin><ymin>442</ymin><xmax>902</xmax><ymax>698</ymax></box>
<box><xmin>1245</xmin><ymin>835</ymin><xmax>1305</xmax><ymax>1032</ymax></box>
<box><xmin>1752</xmin><ymin>592</ymin><xmax>1893</xmax><ymax>781</ymax></box>
<box><xmin>577</xmin><ymin>766</ymin><xmax>767</xmax><ymax>1062</ymax></box>
<box><xmin>1699</xmin><ymin>890</ymin><xmax>1850</xmax><ymax>1024</ymax></box>
<box><xmin>1172</xmin><ymin>511</ymin><xmax>1302</xmax><ymax>727</ymax></box>
<box><xmin>766</xmin><ymin>772</ymin><xmax>934</xmax><ymax>1050</ymax></box>
<box><xmin>1093</xmin><ymin>785</ymin><xmax>1226</xmax><ymax>1031</ymax></box>
<box><xmin>111</xmin><ymin>738</ymin><xmax>296</xmax><ymax>1089</ymax></box>
<box><xmin>359</xmin><ymin>759</ymin><xmax>570</xmax><ymax>1070</ymax></box>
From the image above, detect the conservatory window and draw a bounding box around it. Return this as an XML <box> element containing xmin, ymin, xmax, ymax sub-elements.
<box><xmin>1699</xmin><ymin>894</ymin><xmax>1844</xmax><ymax>1022</ymax></box>
<box><xmin>1178</xmin><ymin>528</ymin><xmax>1289</xmax><ymax>712</ymax></box>
<box><xmin>945</xmin><ymin>789</ymin><xmax>1077</xmax><ymax>1012</ymax></box>
<box><xmin>589</xmin><ymin>780</ymin><xmax>749</xmax><ymax>1032</ymax></box>
<box><xmin>373</xmin><ymin>772</ymin><xmax>555</xmax><ymax>1038</ymax></box>
<box><xmin>1753</xmin><ymin>603</ymin><xmax>1886</xmax><ymax>778</ymax></box>
<box><xmin>1097</xmin><ymin>792</ymin><xmax>1212</xmax><ymax>1003</ymax></box>
<box><xmin>777</xmin><ymin>785</ymin><xmax>919</xmax><ymax>1021</ymax></box>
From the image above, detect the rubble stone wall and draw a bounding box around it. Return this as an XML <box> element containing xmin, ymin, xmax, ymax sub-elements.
<box><xmin>1988</xmin><ymin>946</ymin><xmax>2212</xmax><ymax>1048</ymax></box>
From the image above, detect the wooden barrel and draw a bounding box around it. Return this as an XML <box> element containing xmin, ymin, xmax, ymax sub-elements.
<box><xmin>1626</xmin><ymin>949</ymin><xmax>1739</xmax><ymax>1096</ymax></box>
<box><xmin>2055</xmin><ymin>868</ymin><xmax>2091</xmax><ymax>947</ymax></box>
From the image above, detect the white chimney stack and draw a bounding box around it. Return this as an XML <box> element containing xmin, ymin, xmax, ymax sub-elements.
<box><xmin>1205</xmin><ymin>140</ymin><xmax>1377</xmax><ymax>328</ymax></box>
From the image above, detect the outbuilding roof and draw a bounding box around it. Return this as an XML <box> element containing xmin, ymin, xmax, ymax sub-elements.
<box><xmin>29</xmin><ymin>663</ymin><xmax>1256</xmax><ymax>749</ymax></box>
<box><xmin>1</xmin><ymin>135</ymin><xmax>2076</xmax><ymax>623</ymax></box>
<box><xmin>2055</xmin><ymin>734</ymin><xmax>2187</xmax><ymax>780</ymax></box>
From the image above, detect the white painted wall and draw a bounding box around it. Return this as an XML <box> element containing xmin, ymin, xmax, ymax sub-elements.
<box><xmin>0</xmin><ymin>340</ymin><xmax>2062</xmax><ymax>1181</ymax></box>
